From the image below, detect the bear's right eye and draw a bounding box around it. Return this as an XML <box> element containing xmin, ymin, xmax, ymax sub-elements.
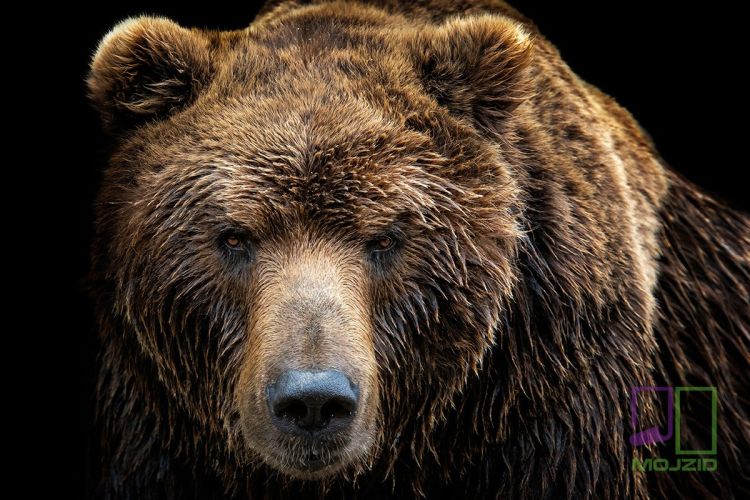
<box><xmin>219</xmin><ymin>231</ymin><xmax>254</xmax><ymax>264</ymax></box>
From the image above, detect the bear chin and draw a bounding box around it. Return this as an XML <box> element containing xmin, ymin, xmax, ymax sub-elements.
<box><xmin>251</xmin><ymin>438</ymin><xmax>377</xmax><ymax>480</ymax></box>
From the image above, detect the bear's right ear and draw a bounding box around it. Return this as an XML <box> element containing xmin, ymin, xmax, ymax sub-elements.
<box><xmin>87</xmin><ymin>16</ymin><xmax>213</xmax><ymax>133</ymax></box>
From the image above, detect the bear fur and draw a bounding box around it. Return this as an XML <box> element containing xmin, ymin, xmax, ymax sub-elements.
<box><xmin>87</xmin><ymin>1</ymin><xmax>750</xmax><ymax>498</ymax></box>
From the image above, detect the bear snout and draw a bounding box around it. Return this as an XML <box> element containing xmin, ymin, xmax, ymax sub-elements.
<box><xmin>235</xmin><ymin>243</ymin><xmax>380</xmax><ymax>477</ymax></box>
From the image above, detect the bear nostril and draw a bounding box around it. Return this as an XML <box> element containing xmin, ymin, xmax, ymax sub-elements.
<box><xmin>274</xmin><ymin>398</ymin><xmax>308</xmax><ymax>421</ymax></box>
<box><xmin>267</xmin><ymin>370</ymin><xmax>359</xmax><ymax>436</ymax></box>
<box><xmin>321</xmin><ymin>397</ymin><xmax>355</xmax><ymax>422</ymax></box>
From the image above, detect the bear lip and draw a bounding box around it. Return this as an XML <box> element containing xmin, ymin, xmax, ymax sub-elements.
<box><xmin>255</xmin><ymin>435</ymin><xmax>350</xmax><ymax>475</ymax></box>
<box><xmin>265</xmin><ymin>447</ymin><xmax>345</xmax><ymax>477</ymax></box>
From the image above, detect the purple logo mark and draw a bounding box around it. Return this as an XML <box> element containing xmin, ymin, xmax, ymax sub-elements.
<box><xmin>629</xmin><ymin>386</ymin><xmax>673</xmax><ymax>446</ymax></box>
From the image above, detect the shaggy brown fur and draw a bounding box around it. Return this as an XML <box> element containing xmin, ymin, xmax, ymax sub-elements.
<box><xmin>87</xmin><ymin>1</ymin><xmax>750</xmax><ymax>498</ymax></box>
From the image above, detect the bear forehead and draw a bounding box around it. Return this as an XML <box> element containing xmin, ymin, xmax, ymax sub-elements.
<box><xmin>119</xmin><ymin>92</ymin><xmax>455</xmax><ymax>236</ymax></box>
<box><xmin>117</xmin><ymin>93</ymin><xmax>498</xmax><ymax>237</ymax></box>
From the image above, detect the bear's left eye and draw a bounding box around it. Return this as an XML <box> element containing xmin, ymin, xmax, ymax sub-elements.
<box><xmin>367</xmin><ymin>232</ymin><xmax>400</xmax><ymax>267</ymax></box>
<box><xmin>225</xmin><ymin>235</ymin><xmax>242</xmax><ymax>248</ymax></box>
<box><xmin>374</xmin><ymin>236</ymin><xmax>395</xmax><ymax>252</ymax></box>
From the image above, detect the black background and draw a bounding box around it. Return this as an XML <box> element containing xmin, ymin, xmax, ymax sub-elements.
<box><xmin>33</xmin><ymin>1</ymin><xmax>747</xmax><ymax>497</ymax></box>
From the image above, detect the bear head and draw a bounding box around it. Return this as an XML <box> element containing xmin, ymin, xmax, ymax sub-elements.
<box><xmin>88</xmin><ymin>5</ymin><xmax>532</xmax><ymax>480</ymax></box>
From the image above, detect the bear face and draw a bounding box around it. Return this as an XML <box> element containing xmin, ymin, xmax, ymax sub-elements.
<box><xmin>88</xmin><ymin>9</ymin><xmax>529</xmax><ymax>479</ymax></box>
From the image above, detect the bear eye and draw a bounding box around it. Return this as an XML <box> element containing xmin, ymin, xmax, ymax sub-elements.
<box><xmin>368</xmin><ymin>233</ymin><xmax>400</xmax><ymax>266</ymax></box>
<box><xmin>225</xmin><ymin>235</ymin><xmax>242</xmax><ymax>249</ymax></box>
<box><xmin>374</xmin><ymin>236</ymin><xmax>395</xmax><ymax>252</ymax></box>
<box><xmin>219</xmin><ymin>231</ymin><xmax>253</xmax><ymax>262</ymax></box>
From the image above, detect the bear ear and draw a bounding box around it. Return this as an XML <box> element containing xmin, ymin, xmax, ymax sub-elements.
<box><xmin>409</xmin><ymin>15</ymin><xmax>534</xmax><ymax>128</ymax></box>
<box><xmin>87</xmin><ymin>16</ymin><xmax>213</xmax><ymax>133</ymax></box>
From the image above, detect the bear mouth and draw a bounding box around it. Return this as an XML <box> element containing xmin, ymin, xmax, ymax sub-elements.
<box><xmin>299</xmin><ymin>449</ymin><xmax>335</xmax><ymax>472</ymax></box>
<box><xmin>264</xmin><ymin>442</ymin><xmax>346</xmax><ymax>477</ymax></box>
<box><xmin>294</xmin><ymin>446</ymin><xmax>342</xmax><ymax>471</ymax></box>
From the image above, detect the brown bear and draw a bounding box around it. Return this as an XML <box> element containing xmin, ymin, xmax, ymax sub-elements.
<box><xmin>86</xmin><ymin>1</ymin><xmax>750</xmax><ymax>498</ymax></box>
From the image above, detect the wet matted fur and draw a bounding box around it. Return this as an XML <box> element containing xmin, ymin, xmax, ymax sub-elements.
<box><xmin>87</xmin><ymin>1</ymin><xmax>750</xmax><ymax>498</ymax></box>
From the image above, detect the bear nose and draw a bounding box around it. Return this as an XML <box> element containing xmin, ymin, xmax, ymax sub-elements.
<box><xmin>267</xmin><ymin>370</ymin><xmax>359</xmax><ymax>436</ymax></box>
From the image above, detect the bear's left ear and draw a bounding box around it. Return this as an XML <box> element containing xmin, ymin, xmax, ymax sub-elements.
<box><xmin>87</xmin><ymin>16</ymin><xmax>214</xmax><ymax>133</ymax></box>
<box><xmin>408</xmin><ymin>15</ymin><xmax>534</xmax><ymax>128</ymax></box>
